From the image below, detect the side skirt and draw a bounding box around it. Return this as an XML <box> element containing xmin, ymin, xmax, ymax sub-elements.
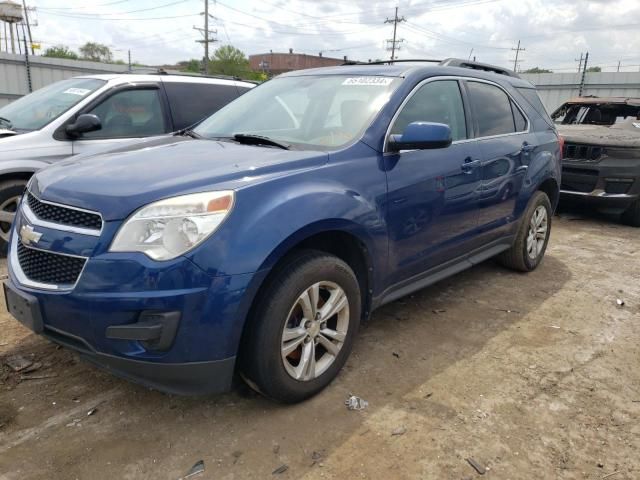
<box><xmin>373</xmin><ymin>236</ymin><xmax>514</xmax><ymax>309</ymax></box>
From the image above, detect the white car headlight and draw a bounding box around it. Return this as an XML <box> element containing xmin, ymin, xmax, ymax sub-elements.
<box><xmin>110</xmin><ymin>191</ymin><xmax>234</xmax><ymax>261</ymax></box>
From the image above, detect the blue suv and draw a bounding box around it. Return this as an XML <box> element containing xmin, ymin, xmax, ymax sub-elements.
<box><xmin>4</xmin><ymin>59</ymin><xmax>561</xmax><ymax>403</ymax></box>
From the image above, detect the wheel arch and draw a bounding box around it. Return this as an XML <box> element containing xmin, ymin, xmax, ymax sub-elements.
<box><xmin>232</xmin><ymin>222</ymin><xmax>376</xmax><ymax>365</ymax></box>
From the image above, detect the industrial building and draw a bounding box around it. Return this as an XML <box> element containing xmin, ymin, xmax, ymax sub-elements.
<box><xmin>248</xmin><ymin>50</ymin><xmax>345</xmax><ymax>76</ymax></box>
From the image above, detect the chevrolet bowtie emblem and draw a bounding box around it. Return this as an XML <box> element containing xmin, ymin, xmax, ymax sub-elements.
<box><xmin>20</xmin><ymin>224</ymin><xmax>42</xmax><ymax>246</ymax></box>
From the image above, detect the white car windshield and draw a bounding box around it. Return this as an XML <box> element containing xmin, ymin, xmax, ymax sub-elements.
<box><xmin>0</xmin><ymin>78</ymin><xmax>105</xmax><ymax>132</ymax></box>
<box><xmin>194</xmin><ymin>75</ymin><xmax>402</xmax><ymax>149</ymax></box>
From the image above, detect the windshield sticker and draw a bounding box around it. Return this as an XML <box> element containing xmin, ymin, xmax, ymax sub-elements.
<box><xmin>63</xmin><ymin>88</ymin><xmax>92</xmax><ymax>96</ymax></box>
<box><xmin>342</xmin><ymin>77</ymin><xmax>394</xmax><ymax>86</ymax></box>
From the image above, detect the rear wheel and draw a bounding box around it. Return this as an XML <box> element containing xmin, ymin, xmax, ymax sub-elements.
<box><xmin>0</xmin><ymin>180</ymin><xmax>27</xmax><ymax>256</ymax></box>
<box><xmin>240</xmin><ymin>250</ymin><xmax>360</xmax><ymax>403</ymax></box>
<box><xmin>497</xmin><ymin>191</ymin><xmax>552</xmax><ymax>272</ymax></box>
<box><xmin>621</xmin><ymin>199</ymin><xmax>640</xmax><ymax>227</ymax></box>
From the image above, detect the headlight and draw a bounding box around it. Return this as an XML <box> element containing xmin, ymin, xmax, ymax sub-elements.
<box><xmin>109</xmin><ymin>191</ymin><xmax>234</xmax><ymax>260</ymax></box>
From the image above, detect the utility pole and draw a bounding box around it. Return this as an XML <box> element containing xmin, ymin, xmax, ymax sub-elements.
<box><xmin>194</xmin><ymin>0</ymin><xmax>217</xmax><ymax>74</ymax></box>
<box><xmin>578</xmin><ymin>52</ymin><xmax>589</xmax><ymax>97</ymax></box>
<box><xmin>21</xmin><ymin>0</ymin><xmax>34</xmax><ymax>54</ymax></box>
<box><xmin>384</xmin><ymin>7</ymin><xmax>405</xmax><ymax>61</ymax></box>
<box><xmin>128</xmin><ymin>49</ymin><xmax>132</xmax><ymax>72</ymax></box>
<box><xmin>575</xmin><ymin>52</ymin><xmax>584</xmax><ymax>73</ymax></box>
<box><xmin>511</xmin><ymin>40</ymin><xmax>525</xmax><ymax>72</ymax></box>
<box><xmin>617</xmin><ymin>60</ymin><xmax>621</xmax><ymax>72</ymax></box>
<box><xmin>22</xmin><ymin>34</ymin><xmax>32</xmax><ymax>92</ymax></box>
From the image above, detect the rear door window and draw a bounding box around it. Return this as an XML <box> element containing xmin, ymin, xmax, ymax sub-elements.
<box><xmin>164</xmin><ymin>82</ymin><xmax>240</xmax><ymax>130</ymax></box>
<box><xmin>467</xmin><ymin>81</ymin><xmax>515</xmax><ymax>137</ymax></box>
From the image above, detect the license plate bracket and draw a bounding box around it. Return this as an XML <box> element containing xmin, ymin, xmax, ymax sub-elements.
<box><xmin>3</xmin><ymin>282</ymin><xmax>44</xmax><ymax>333</ymax></box>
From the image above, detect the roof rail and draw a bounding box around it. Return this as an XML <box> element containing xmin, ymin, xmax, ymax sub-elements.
<box><xmin>121</xmin><ymin>68</ymin><xmax>258</xmax><ymax>84</ymax></box>
<box><xmin>342</xmin><ymin>58</ymin><xmax>442</xmax><ymax>66</ymax></box>
<box><xmin>439</xmin><ymin>58</ymin><xmax>520</xmax><ymax>78</ymax></box>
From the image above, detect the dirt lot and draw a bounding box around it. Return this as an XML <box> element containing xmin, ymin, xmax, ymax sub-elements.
<box><xmin>0</xmin><ymin>211</ymin><xmax>638</xmax><ymax>480</ymax></box>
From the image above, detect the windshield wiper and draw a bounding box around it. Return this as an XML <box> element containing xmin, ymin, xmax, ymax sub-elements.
<box><xmin>233</xmin><ymin>133</ymin><xmax>291</xmax><ymax>150</ymax></box>
<box><xmin>175</xmin><ymin>128</ymin><xmax>202</xmax><ymax>139</ymax></box>
<box><xmin>0</xmin><ymin>116</ymin><xmax>12</xmax><ymax>129</ymax></box>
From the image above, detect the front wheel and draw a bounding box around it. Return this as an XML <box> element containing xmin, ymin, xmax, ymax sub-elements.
<box><xmin>240</xmin><ymin>250</ymin><xmax>360</xmax><ymax>403</ymax></box>
<box><xmin>0</xmin><ymin>180</ymin><xmax>28</xmax><ymax>256</ymax></box>
<box><xmin>497</xmin><ymin>191</ymin><xmax>552</xmax><ymax>272</ymax></box>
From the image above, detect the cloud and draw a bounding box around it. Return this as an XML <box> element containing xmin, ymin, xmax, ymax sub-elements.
<box><xmin>26</xmin><ymin>0</ymin><xmax>640</xmax><ymax>72</ymax></box>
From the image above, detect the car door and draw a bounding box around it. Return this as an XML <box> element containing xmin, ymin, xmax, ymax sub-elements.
<box><xmin>384</xmin><ymin>78</ymin><xmax>483</xmax><ymax>286</ymax></box>
<box><xmin>71</xmin><ymin>84</ymin><xmax>170</xmax><ymax>155</ymax></box>
<box><xmin>464</xmin><ymin>80</ymin><xmax>532</xmax><ymax>235</ymax></box>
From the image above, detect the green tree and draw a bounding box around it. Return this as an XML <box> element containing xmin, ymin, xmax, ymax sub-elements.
<box><xmin>586</xmin><ymin>66</ymin><xmax>602</xmax><ymax>72</ymax></box>
<box><xmin>209</xmin><ymin>45</ymin><xmax>250</xmax><ymax>77</ymax></box>
<box><xmin>178</xmin><ymin>59</ymin><xmax>202</xmax><ymax>73</ymax></box>
<box><xmin>523</xmin><ymin>67</ymin><xmax>553</xmax><ymax>74</ymax></box>
<box><xmin>43</xmin><ymin>45</ymin><xmax>79</xmax><ymax>60</ymax></box>
<box><xmin>79</xmin><ymin>42</ymin><xmax>113</xmax><ymax>63</ymax></box>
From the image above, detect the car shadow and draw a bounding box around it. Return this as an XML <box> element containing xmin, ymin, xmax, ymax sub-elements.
<box><xmin>0</xmin><ymin>255</ymin><xmax>572</xmax><ymax>478</ymax></box>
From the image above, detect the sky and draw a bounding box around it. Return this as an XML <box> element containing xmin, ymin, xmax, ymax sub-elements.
<box><xmin>17</xmin><ymin>0</ymin><xmax>640</xmax><ymax>72</ymax></box>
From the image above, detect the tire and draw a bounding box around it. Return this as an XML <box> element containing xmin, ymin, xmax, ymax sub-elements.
<box><xmin>621</xmin><ymin>199</ymin><xmax>640</xmax><ymax>227</ymax></box>
<box><xmin>240</xmin><ymin>250</ymin><xmax>361</xmax><ymax>403</ymax></box>
<box><xmin>0</xmin><ymin>179</ymin><xmax>28</xmax><ymax>256</ymax></box>
<box><xmin>497</xmin><ymin>191</ymin><xmax>552</xmax><ymax>272</ymax></box>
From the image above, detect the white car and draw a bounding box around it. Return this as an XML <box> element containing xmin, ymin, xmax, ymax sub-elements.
<box><xmin>0</xmin><ymin>73</ymin><xmax>255</xmax><ymax>251</ymax></box>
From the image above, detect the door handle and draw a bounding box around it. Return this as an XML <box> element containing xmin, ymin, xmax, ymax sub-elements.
<box><xmin>521</xmin><ymin>142</ymin><xmax>535</xmax><ymax>153</ymax></box>
<box><xmin>461</xmin><ymin>157</ymin><xmax>481</xmax><ymax>174</ymax></box>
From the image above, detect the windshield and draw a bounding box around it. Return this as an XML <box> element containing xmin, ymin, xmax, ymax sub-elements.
<box><xmin>0</xmin><ymin>78</ymin><xmax>105</xmax><ymax>131</ymax></box>
<box><xmin>552</xmin><ymin>102</ymin><xmax>640</xmax><ymax>126</ymax></box>
<box><xmin>194</xmin><ymin>75</ymin><xmax>402</xmax><ymax>149</ymax></box>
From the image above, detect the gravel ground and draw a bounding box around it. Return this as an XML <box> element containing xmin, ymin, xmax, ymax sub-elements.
<box><xmin>0</xmin><ymin>211</ymin><xmax>638</xmax><ymax>480</ymax></box>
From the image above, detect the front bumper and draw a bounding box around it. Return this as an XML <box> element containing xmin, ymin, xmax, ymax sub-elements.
<box><xmin>560</xmin><ymin>157</ymin><xmax>640</xmax><ymax>212</ymax></box>
<box><xmin>6</xmin><ymin>205</ymin><xmax>260</xmax><ymax>395</ymax></box>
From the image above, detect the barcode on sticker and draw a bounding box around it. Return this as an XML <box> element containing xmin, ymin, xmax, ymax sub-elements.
<box><xmin>342</xmin><ymin>77</ymin><xmax>393</xmax><ymax>86</ymax></box>
<box><xmin>63</xmin><ymin>88</ymin><xmax>91</xmax><ymax>96</ymax></box>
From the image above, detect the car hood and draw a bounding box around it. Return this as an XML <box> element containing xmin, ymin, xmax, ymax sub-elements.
<box><xmin>32</xmin><ymin>137</ymin><xmax>328</xmax><ymax>221</ymax></box>
<box><xmin>557</xmin><ymin>123</ymin><xmax>640</xmax><ymax>147</ymax></box>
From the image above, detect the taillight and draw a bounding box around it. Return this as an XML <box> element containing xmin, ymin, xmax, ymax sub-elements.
<box><xmin>558</xmin><ymin>134</ymin><xmax>565</xmax><ymax>160</ymax></box>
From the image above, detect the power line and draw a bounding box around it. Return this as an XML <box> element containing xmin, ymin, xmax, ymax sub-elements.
<box><xmin>37</xmin><ymin>0</ymin><xmax>191</xmax><ymax>16</ymax></box>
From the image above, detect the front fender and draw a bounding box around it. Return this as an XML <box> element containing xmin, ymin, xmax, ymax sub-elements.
<box><xmin>0</xmin><ymin>159</ymin><xmax>50</xmax><ymax>177</ymax></box>
<box><xmin>186</xmin><ymin>149</ymin><xmax>388</xmax><ymax>280</ymax></box>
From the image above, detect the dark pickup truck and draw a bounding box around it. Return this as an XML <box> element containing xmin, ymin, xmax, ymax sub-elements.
<box><xmin>553</xmin><ymin>97</ymin><xmax>640</xmax><ymax>226</ymax></box>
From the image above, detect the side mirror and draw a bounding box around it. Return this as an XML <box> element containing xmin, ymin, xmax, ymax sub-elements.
<box><xmin>66</xmin><ymin>114</ymin><xmax>102</xmax><ymax>137</ymax></box>
<box><xmin>388</xmin><ymin>122</ymin><xmax>452</xmax><ymax>152</ymax></box>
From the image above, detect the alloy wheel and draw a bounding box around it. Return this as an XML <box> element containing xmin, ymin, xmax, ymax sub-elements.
<box><xmin>0</xmin><ymin>195</ymin><xmax>20</xmax><ymax>243</ymax></box>
<box><xmin>526</xmin><ymin>205</ymin><xmax>548</xmax><ymax>260</ymax></box>
<box><xmin>281</xmin><ymin>281</ymin><xmax>349</xmax><ymax>381</ymax></box>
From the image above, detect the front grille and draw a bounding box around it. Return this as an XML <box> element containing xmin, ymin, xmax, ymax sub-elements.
<box><xmin>17</xmin><ymin>241</ymin><xmax>86</xmax><ymax>285</ymax></box>
<box><xmin>561</xmin><ymin>167</ymin><xmax>598</xmax><ymax>193</ymax></box>
<box><xmin>27</xmin><ymin>193</ymin><xmax>102</xmax><ymax>231</ymax></box>
<box><xmin>563</xmin><ymin>143</ymin><xmax>605</xmax><ymax>162</ymax></box>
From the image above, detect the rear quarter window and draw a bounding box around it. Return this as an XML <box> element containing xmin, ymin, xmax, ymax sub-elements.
<box><xmin>163</xmin><ymin>82</ymin><xmax>241</xmax><ymax>130</ymax></box>
<box><xmin>516</xmin><ymin>87</ymin><xmax>552</xmax><ymax>125</ymax></box>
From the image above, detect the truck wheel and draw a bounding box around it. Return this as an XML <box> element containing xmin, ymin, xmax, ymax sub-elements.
<box><xmin>497</xmin><ymin>191</ymin><xmax>552</xmax><ymax>272</ymax></box>
<box><xmin>621</xmin><ymin>199</ymin><xmax>640</xmax><ymax>227</ymax></box>
<box><xmin>0</xmin><ymin>180</ymin><xmax>27</xmax><ymax>256</ymax></box>
<box><xmin>240</xmin><ymin>250</ymin><xmax>360</xmax><ymax>403</ymax></box>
